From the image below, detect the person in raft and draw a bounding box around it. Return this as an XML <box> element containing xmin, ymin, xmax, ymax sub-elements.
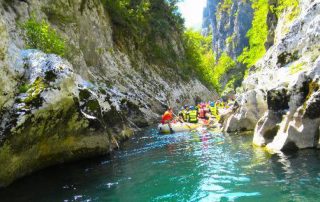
<box><xmin>198</xmin><ymin>103</ymin><xmax>209</xmax><ymax>120</ymax></box>
<box><xmin>161</xmin><ymin>107</ymin><xmax>174</xmax><ymax>133</ymax></box>
<box><xmin>178</xmin><ymin>105</ymin><xmax>189</xmax><ymax>122</ymax></box>
<box><xmin>188</xmin><ymin>106</ymin><xmax>198</xmax><ymax>123</ymax></box>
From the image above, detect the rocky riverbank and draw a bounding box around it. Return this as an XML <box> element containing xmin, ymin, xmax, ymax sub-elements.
<box><xmin>222</xmin><ymin>0</ymin><xmax>320</xmax><ymax>152</ymax></box>
<box><xmin>0</xmin><ymin>0</ymin><xmax>216</xmax><ymax>187</ymax></box>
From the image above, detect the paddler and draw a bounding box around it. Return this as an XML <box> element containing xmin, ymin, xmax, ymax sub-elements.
<box><xmin>178</xmin><ymin>105</ymin><xmax>189</xmax><ymax>122</ymax></box>
<box><xmin>188</xmin><ymin>106</ymin><xmax>198</xmax><ymax>123</ymax></box>
<box><xmin>161</xmin><ymin>107</ymin><xmax>174</xmax><ymax>133</ymax></box>
<box><xmin>209</xmin><ymin>101</ymin><xmax>217</xmax><ymax>116</ymax></box>
<box><xmin>198</xmin><ymin>104</ymin><xmax>206</xmax><ymax>119</ymax></box>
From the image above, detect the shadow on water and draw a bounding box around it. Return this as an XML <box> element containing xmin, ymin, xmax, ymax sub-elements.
<box><xmin>0</xmin><ymin>127</ymin><xmax>320</xmax><ymax>202</ymax></box>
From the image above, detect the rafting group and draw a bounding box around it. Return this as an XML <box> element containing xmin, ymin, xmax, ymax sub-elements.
<box><xmin>158</xmin><ymin>99</ymin><xmax>237</xmax><ymax>134</ymax></box>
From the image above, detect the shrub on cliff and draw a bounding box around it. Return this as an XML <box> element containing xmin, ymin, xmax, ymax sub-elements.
<box><xmin>212</xmin><ymin>52</ymin><xmax>236</xmax><ymax>94</ymax></box>
<box><xmin>272</xmin><ymin>0</ymin><xmax>300</xmax><ymax>21</ymax></box>
<box><xmin>238</xmin><ymin>0</ymin><xmax>300</xmax><ymax>72</ymax></box>
<box><xmin>183</xmin><ymin>30</ymin><xmax>216</xmax><ymax>89</ymax></box>
<box><xmin>21</xmin><ymin>16</ymin><xmax>66</xmax><ymax>57</ymax></box>
<box><xmin>219</xmin><ymin>0</ymin><xmax>233</xmax><ymax>13</ymax></box>
<box><xmin>237</xmin><ymin>0</ymin><xmax>269</xmax><ymax>70</ymax></box>
<box><xmin>183</xmin><ymin>30</ymin><xmax>237</xmax><ymax>93</ymax></box>
<box><xmin>102</xmin><ymin>0</ymin><xmax>184</xmax><ymax>67</ymax></box>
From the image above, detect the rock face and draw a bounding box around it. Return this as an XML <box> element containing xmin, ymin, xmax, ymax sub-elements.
<box><xmin>223</xmin><ymin>88</ymin><xmax>267</xmax><ymax>132</ymax></box>
<box><xmin>224</xmin><ymin>0</ymin><xmax>320</xmax><ymax>152</ymax></box>
<box><xmin>202</xmin><ymin>0</ymin><xmax>253</xmax><ymax>60</ymax></box>
<box><xmin>202</xmin><ymin>0</ymin><xmax>254</xmax><ymax>93</ymax></box>
<box><xmin>0</xmin><ymin>0</ymin><xmax>216</xmax><ymax>186</ymax></box>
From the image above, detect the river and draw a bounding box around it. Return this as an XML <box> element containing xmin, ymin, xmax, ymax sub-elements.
<box><xmin>1</xmin><ymin>127</ymin><xmax>320</xmax><ymax>201</ymax></box>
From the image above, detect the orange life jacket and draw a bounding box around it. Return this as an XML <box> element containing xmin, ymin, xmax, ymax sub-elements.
<box><xmin>161</xmin><ymin>111</ymin><xmax>173</xmax><ymax>124</ymax></box>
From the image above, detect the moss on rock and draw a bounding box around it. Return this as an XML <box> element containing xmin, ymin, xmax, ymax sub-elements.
<box><xmin>22</xmin><ymin>77</ymin><xmax>46</xmax><ymax>107</ymax></box>
<box><xmin>0</xmin><ymin>94</ymin><xmax>134</xmax><ymax>187</ymax></box>
<box><xmin>0</xmin><ymin>133</ymin><xmax>112</xmax><ymax>187</ymax></box>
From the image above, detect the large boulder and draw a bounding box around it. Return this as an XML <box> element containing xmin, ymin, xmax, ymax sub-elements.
<box><xmin>223</xmin><ymin>88</ymin><xmax>267</xmax><ymax>132</ymax></box>
<box><xmin>255</xmin><ymin>56</ymin><xmax>320</xmax><ymax>152</ymax></box>
<box><xmin>0</xmin><ymin>50</ymin><xmax>140</xmax><ymax>187</ymax></box>
<box><xmin>266</xmin><ymin>74</ymin><xmax>320</xmax><ymax>152</ymax></box>
<box><xmin>253</xmin><ymin>110</ymin><xmax>282</xmax><ymax>146</ymax></box>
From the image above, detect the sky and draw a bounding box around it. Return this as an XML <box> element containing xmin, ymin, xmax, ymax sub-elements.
<box><xmin>178</xmin><ymin>0</ymin><xmax>207</xmax><ymax>30</ymax></box>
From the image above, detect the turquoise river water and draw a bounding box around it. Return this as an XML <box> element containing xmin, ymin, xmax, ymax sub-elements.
<box><xmin>1</xmin><ymin>128</ymin><xmax>320</xmax><ymax>202</ymax></box>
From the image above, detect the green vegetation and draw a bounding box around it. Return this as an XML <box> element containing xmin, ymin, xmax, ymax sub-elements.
<box><xmin>21</xmin><ymin>16</ymin><xmax>66</xmax><ymax>56</ymax></box>
<box><xmin>219</xmin><ymin>0</ymin><xmax>233</xmax><ymax>13</ymax></box>
<box><xmin>303</xmin><ymin>81</ymin><xmax>319</xmax><ymax>109</ymax></box>
<box><xmin>18</xmin><ymin>84</ymin><xmax>30</xmax><ymax>94</ymax></box>
<box><xmin>20</xmin><ymin>78</ymin><xmax>46</xmax><ymax>107</ymax></box>
<box><xmin>102</xmin><ymin>0</ymin><xmax>184</xmax><ymax>67</ymax></box>
<box><xmin>102</xmin><ymin>0</ymin><xmax>151</xmax><ymax>30</ymax></box>
<box><xmin>238</xmin><ymin>0</ymin><xmax>269</xmax><ymax>70</ymax></box>
<box><xmin>239</xmin><ymin>0</ymin><xmax>300</xmax><ymax>73</ymax></box>
<box><xmin>183</xmin><ymin>29</ymin><xmax>237</xmax><ymax>93</ymax></box>
<box><xmin>289</xmin><ymin>62</ymin><xmax>306</xmax><ymax>75</ymax></box>
<box><xmin>183</xmin><ymin>30</ymin><xmax>215</xmax><ymax>88</ymax></box>
<box><xmin>272</xmin><ymin>0</ymin><xmax>300</xmax><ymax>21</ymax></box>
<box><xmin>216</xmin><ymin>0</ymin><xmax>233</xmax><ymax>20</ymax></box>
<box><xmin>223</xmin><ymin>77</ymin><xmax>237</xmax><ymax>95</ymax></box>
<box><xmin>226</xmin><ymin>34</ymin><xmax>235</xmax><ymax>45</ymax></box>
<box><xmin>221</xmin><ymin>69</ymin><xmax>245</xmax><ymax>96</ymax></box>
<box><xmin>213</xmin><ymin>52</ymin><xmax>237</xmax><ymax>94</ymax></box>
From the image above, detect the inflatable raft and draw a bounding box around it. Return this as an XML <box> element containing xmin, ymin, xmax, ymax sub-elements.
<box><xmin>158</xmin><ymin>122</ymin><xmax>201</xmax><ymax>134</ymax></box>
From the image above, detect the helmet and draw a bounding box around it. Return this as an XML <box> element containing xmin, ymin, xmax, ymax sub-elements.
<box><xmin>184</xmin><ymin>105</ymin><xmax>188</xmax><ymax>109</ymax></box>
<box><xmin>190</xmin><ymin>106</ymin><xmax>195</xmax><ymax>110</ymax></box>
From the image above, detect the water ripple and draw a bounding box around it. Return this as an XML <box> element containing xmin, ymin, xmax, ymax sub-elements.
<box><xmin>1</xmin><ymin>128</ymin><xmax>320</xmax><ymax>201</ymax></box>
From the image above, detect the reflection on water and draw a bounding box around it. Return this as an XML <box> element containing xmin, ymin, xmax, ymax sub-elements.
<box><xmin>0</xmin><ymin>128</ymin><xmax>320</xmax><ymax>202</ymax></box>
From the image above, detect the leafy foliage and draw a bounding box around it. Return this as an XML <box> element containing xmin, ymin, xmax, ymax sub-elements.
<box><xmin>238</xmin><ymin>0</ymin><xmax>300</xmax><ymax>73</ymax></box>
<box><xmin>102</xmin><ymin>0</ymin><xmax>184</xmax><ymax>66</ymax></box>
<box><xmin>289</xmin><ymin>62</ymin><xmax>306</xmax><ymax>75</ymax></box>
<box><xmin>212</xmin><ymin>52</ymin><xmax>236</xmax><ymax>94</ymax></box>
<box><xmin>225</xmin><ymin>34</ymin><xmax>235</xmax><ymax>45</ymax></box>
<box><xmin>18</xmin><ymin>84</ymin><xmax>30</xmax><ymax>94</ymax></box>
<box><xmin>183</xmin><ymin>30</ymin><xmax>236</xmax><ymax>93</ymax></box>
<box><xmin>21</xmin><ymin>16</ymin><xmax>66</xmax><ymax>56</ymax></box>
<box><xmin>183</xmin><ymin>30</ymin><xmax>215</xmax><ymax>88</ymax></box>
<box><xmin>272</xmin><ymin>0</ymin><xmax>300</xmax><ymax>20</ymax></box>
<box><xmin>219</xmin><ymin>0</ymin><xmax>233</xmax><ymax>13</ymax></box>
<box><xmin>237</xmin><ymin>0</ymin><xmax>269</xmax><ymax>69</ymax></box>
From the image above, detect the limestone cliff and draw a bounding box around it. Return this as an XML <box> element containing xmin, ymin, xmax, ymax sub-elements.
<box><xmin>202</xmin><ymin>0</ymin><xmax>253</xmax><ymax>60</ymax></box>
<box><xmin>202</xmin><ymin>0</ymin><xmax>254</xmax><ymax>94</ymax></box>
<box><xmin>223</xmin><ymin>0</ymin><xmax>320</xmax><ymax>152</ymax></box>
<box><xmin>0</xmin><ymin>0</ymin><xmax>216</xmax><ymax>186</ymax></box>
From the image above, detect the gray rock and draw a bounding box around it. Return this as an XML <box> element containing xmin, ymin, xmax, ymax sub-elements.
<box><xmin>253</xmin><ymin>111</ymin><xmax>282</xmax><ymax>146</ymax></box>
<box><xmin>235</xmin><ymin>0</ymin><xmax>320</xmax><ymax>152</ymax></box>
<box><xmin>222</xmin><ymin>0</ymin><xmax>320</xmax><ymax>153</ymax></box>
<box><xmin>0</xmin><ymin>0</ymin><xmax>217</xmax><ymax>186</ymax></box>
<box><xmin>202</xmin><ymin>0</ymin><xmax>253</xmax><ymax>60</ymax></box>
<box><xmin>223</xmin><ymin>88</ymin><xmax>268</xmax><ymax>132</ymax></box>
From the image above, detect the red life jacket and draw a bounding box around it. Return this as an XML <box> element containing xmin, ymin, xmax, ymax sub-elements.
<box><xmin>199</xmin><ymin>108</ymin><xmax>205</xmax><ymax>118</ymax></box>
